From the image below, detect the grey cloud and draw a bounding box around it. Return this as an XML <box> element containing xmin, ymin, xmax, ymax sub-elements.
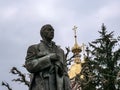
<box><xmin>0</xmin><ymin>0</ymin><xmax>120</xmax><ymax>90</ymax></box>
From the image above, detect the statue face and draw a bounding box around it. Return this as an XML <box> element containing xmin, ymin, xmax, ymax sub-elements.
<box><xmin>44</xmin><ymin>26</ymin><xmax>54</xmax><ymax>41</ymax></box>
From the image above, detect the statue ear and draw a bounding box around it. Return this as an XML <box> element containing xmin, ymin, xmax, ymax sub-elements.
<box><xmin>41</xmin><ymin>33</ymin><xmax>46</xmax><ymax>40</ymax></box>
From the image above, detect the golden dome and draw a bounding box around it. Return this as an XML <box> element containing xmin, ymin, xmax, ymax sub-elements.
<box><xmin>68</xmin><ymin>63</ymin><xmax>82</xmax><ymax>79</ymax></box>
<box><xmin>72</xmin><ymin>41</ymin><xmax>81</xmax><ymax>54</ymax></box>
<box><xmin>68</xmin><ymin>26</ymin><xmax>82</xmax><ymax>79</ymax></box>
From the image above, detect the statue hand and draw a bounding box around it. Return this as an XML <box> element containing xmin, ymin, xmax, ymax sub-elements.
<box><xmin>49</xmin><ymin>53</ymin><xmax>59</xmax><ymax>61</ymax></box>
<box><xmin>37</xmin><ymin>52</ymin><xmax>48</xmax><ymax>57</ymax></box>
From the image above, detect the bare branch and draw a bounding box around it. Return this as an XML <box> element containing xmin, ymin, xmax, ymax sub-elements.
<box><xmin>65</xmin><ymin>47</ymin><xmax>70</xmax><ymax>59</ymax></box>
<box><xmin>10</xmin><ymin>67</ymin><xmax>30</xmax><ymax>87</ymax></box>
<box><xmin>1</xmin><ymin>81</ymin><xmax>12</xmax><ymax>90</ymax></box>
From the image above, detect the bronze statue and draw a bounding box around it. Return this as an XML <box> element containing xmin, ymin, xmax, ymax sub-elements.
<box><xmin>25</xmin><ymin>24</ymin><xmax>71</xmax><ymax>90</ymax></box>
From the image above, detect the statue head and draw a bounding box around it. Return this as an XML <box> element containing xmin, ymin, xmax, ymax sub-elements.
<box><xmin>40</xmin><ymin>24</ymin><xmax>54</xmax><ymax>41</ymax></box>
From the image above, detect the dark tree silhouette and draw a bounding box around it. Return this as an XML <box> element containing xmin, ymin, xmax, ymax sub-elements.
<box><xmin>88</xmin><ymin>24</ymin><xmax>120</xmax><ymax>90</ymax></box>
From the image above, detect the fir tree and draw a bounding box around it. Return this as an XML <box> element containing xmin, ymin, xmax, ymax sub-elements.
<box><xmin>89</xmin><ymin>24</ymin><xmax>120</xmax><ymax>90</ymax></box>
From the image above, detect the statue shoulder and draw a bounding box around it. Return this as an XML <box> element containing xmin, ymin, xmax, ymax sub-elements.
<box><xmin>56</xmin><ymin>45</ymin><xmax>64</xmax><ymax>53</ymax></box>
<box><xmin>27</xmin><ymin>43</ymin><xmax>41</xmax><ymax>53</ymax></box>
<box><xmin>27</xmin><ymin>44</ymin><xmax>38</xmax><ymax>51</ymax></box>
<box><xmin>26</xmin><ymin>44</ymin><xmax>39</xmax><ymax>60</ymax></box>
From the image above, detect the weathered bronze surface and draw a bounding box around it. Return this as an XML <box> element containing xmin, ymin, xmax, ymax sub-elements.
<box><xmin>25</xmin><ymin>24</ymin><xmax>71</xmax><ymax>90</ymax></box>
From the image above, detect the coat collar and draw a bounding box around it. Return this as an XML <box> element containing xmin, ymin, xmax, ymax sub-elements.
<box><xmin>40</xmin><ymin>40</ymin><xmax>56</xmax><ymax>47</ymax></box>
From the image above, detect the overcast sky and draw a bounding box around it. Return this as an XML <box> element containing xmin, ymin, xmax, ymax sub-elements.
<box><xmin>0</xmin><ymin>0</ymin><xmax>120</xmax><ymax>90</ymax></box>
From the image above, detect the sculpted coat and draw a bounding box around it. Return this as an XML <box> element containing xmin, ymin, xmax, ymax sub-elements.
<box><xmin>25</xmin><ymin>24</ymin><xmax>71</xmax><ymax>90</ymax></box>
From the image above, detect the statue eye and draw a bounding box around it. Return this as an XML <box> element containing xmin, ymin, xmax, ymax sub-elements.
<box><xmin>49</xmin><ymin>29</ymin><xmax>52</xmax><ymax>31</ymax></box>
<box><xmin>48</xmin><ymin>28</ymin><xmax>54</xmax><ymax>32</ymax></box>
<box><xmin>46</xmin><ymin>28</ymin><xmax>51</xmax><ymax>31</ymax></box>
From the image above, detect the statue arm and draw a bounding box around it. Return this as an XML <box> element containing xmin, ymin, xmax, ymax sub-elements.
<box><xmin>62</xmin><ymin>49</ymin><xmax>72</xmax><ymax>89</ymax></box>
<box><xmin>56</xmin><ymin>47</ymin><xmax>69</xmax><ymax>77</ymax></box>
<box><xmin>25</xmin><ymin>45</ymin><xmax>52</xmax><ymax>73</ymax></box>
<box><xmin>62</xmin><ymin>50</ymin><xmax>69</xmax><ymax>76</ymax></box>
